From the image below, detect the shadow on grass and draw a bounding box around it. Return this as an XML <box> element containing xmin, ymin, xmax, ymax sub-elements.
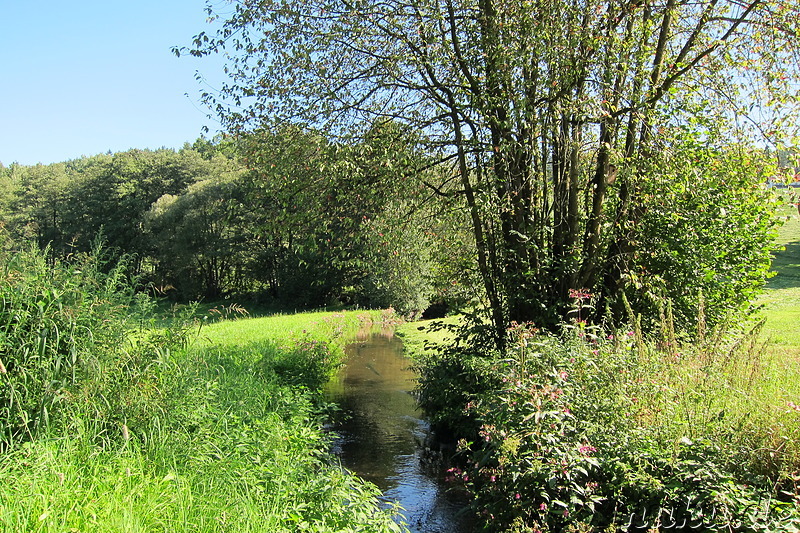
<box><xmin>767</xmin><ymin>240</ymin><xmax>800</xmax><ymax>289</ymax></box>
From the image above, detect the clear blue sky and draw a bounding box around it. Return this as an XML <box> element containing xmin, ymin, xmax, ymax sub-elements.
<box><xmin>0</xmin><ymin>1</ymin><xmax>226</xmax><ymax>166</ymax></box>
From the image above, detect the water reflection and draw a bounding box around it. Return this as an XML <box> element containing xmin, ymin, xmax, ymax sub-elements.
<box><xmin>325</xmin><ymin>332</ymin><xmax>471</xmax><ymax>533</ymax></box>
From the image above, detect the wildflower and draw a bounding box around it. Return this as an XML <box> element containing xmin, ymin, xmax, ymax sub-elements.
<box><xmin>515</xmin><ymin>493</ymin><xmax>521</xmax><ymax>500</ymax></box>
<box><xmin>579</xmin><ymin>445</ymin><xmax>597</xmax><ymax>455</ymax></box>
<box><xmin>569</xmin><ymin>288</ymin><xmax>592</xmax><ymax>300</ymax></box>
<box><xmin>559</xmin><ymin>370</ymin><xmax>569</xmax><ymax>381</ymax></box>
<box><xmin>539</xmin><ymin>502</ymin><xmax>547</xmax><ymax>511</ymax></box>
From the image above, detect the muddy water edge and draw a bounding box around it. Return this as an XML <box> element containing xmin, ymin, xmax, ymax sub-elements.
<box><xmin>324</xmin><ymin>330</ymin><xmax>473</xmax><ymax>533</ymax></box>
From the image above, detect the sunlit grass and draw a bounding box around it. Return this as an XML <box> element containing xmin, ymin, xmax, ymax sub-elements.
<box><xmin>0</xmin><ymin>304</ymin><xmax>403</xmax><ymax>533</ymax></box>
<box><xmin>395</xmin><ymin>315</ymin><xmax>462</xmax><ymax>354</ymax></box>
<box><xmin>196</xmin><ymin>309</ymin><xmax>385</xmax><ymax>349</ymax></box>
<box><xmin>758</xmin><ymin>198</ymin><xmax>800</xmax><ymax>380</ymax></box>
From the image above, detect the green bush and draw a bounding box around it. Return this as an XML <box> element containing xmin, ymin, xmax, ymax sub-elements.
<box><xmin>419</xmin><ymin>319</ymin><xmax>800</xmax><ymax>531</ymax></box>
<box><xmin>413</xmin><ymin>316</ymin><xmax>504</xmax><ymax>438</ymax></box>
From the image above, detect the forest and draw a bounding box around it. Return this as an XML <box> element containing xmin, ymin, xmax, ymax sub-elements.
<box><xmin>0</xmin><ymin>132</ymin><xmax>473</xmax><ymax>317</ymax></box>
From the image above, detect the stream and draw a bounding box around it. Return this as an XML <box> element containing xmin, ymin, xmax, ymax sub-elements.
<box><xmin>324</xmin><ymin>330</ymin><xmax>472</xmax><ymax>533</ymax></box>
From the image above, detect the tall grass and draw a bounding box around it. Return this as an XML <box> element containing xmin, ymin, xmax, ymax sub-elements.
<box><xmin>0</xmin><ymin>241</ymin><xmax>134</xmax><ymax>445</ymax></box>
<box><xmin>0</xmin><ymin>242</ymin><xmax>403</xmax><ymax>532</ymax></box>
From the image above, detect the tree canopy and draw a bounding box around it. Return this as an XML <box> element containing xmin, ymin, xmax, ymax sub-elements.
<box><xmin>179</xmin><ymin>0</ymin><xmax>799</xmax><ymax>343</ymax></box>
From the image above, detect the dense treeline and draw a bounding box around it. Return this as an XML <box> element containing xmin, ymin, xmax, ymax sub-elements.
<box><xmin>0</xmin><ymin>131</ymin><xmax>475</xmax><ymax>316</ymax></box>
<box><xmin>1</xmin><ymin>130</ymin><xmax>785</xmax><ymax>333</ymax></box>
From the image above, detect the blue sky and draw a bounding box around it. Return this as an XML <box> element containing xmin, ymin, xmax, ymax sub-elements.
<box><xmin>0</xmin><ymin>1</ymin><xmax>226</xmax><ymax>166</ymax></box>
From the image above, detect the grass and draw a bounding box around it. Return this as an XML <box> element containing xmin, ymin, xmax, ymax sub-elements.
<box><xmin>759</xmin><ymin>196</ymin><xmax>800</xmax><ymax>353</ymax></box>
<box><xmin>0</xmin><ymin>287</ymin><xmax>403</xmax><ymax>533</ymax></box>
<box><xmin>394</xmin><ymin>314</ymin><xmax>461</xmax><ymax>355</ymax></box>
<box><xmin>195</xmin><ymin>308</ymin><xmax>387</xmax><ymax>349</ymax></box>
<box><xmin>749</xmin><ymin>194</ymin><xmax>800</xmax><ymax>434</ymax></box>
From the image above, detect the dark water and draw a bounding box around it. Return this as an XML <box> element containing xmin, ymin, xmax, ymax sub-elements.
<box><xmin>324</xmin><ymin>330</ymin><xmax>472</xmax><ymax>533</ymax></box>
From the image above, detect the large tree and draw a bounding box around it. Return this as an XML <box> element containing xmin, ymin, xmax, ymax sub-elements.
<box><xmin>180</xmin><ymin>0</ymin><xmax>799</xmax><ymax>344</ymax></box>
<box><xmin>236</xmin><ymin>123</ymin><xmax>447</xmax><ymax>312</ymax></box>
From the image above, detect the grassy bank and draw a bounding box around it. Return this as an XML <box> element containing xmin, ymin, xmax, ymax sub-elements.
<box><xmin>0</xmin><ymin>247</ymin><xmax>403</xmax><ymax>532</ymax></box>
<box><xmin>759</xmin><ymin>196</ymin><xmax>800</xmax><ymax>356</ymax></box>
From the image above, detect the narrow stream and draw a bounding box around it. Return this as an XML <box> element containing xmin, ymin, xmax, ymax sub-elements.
<box><xmin>324</xmin><ymin>330</ymin><xmax>472</xmax><ymax>533</ymax></box>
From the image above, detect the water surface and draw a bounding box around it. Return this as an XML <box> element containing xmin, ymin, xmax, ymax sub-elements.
<box><xmin>325</xmin><ymin>331</ymin><xmax>471</xmax><ymax>533</ymax></box>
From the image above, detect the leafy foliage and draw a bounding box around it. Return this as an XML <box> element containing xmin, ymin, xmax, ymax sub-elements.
<box><xmin>415</xmin><ymin>318</ymin><xmax>800</xmax><ymax>531</ymax></box>
<box><xmin>620</xmin><ymin>140</ymin><xmax>782</xmax><ymax>329</ymax></box>
<box><xmin>180</xmin><ymin>0</ymin><xmax>800</xmax><ymax>342</ymax></box>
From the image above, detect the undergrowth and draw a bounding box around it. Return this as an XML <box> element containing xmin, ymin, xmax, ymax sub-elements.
<box><xmin>0</xmin><ymin>242</ymin><xmax>403</xmax><ymax>532</ymax></box>
<box><xmin>412</xmin><ymin>306</ymin><xmax>800</xmax><ymax>531</ymax></box>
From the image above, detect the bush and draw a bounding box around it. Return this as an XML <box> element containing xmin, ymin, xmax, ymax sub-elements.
<box><xmin>419</xmin><ymin>319</ymin><xmax>800</xmax><ymax>531</ymax></box>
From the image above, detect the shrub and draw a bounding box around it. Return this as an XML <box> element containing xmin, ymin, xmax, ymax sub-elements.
<box><xmin>421</xmin><ymin>319</ymin><xmax>800</xmax><ymax>531</ymax></box>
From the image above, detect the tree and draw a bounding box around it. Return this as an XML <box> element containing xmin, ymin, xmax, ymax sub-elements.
<box><xmin>180</xmin><ymin>0</ymin><xmax>798</xmax><ymax>345</ymax></box>
<box><xmin>0</xmin><ymin>163</ymin><xmax>72</xmax><ymax>253</ymax></box>
<box><xmin>237</xmin><ymin>123</ymin><xmax>443</xmax><ymax>311</ymax></box>
<box><xmin>145</xmin><ymin>170</ymin><xmax>251</xmax><ymax>299</ymax></box>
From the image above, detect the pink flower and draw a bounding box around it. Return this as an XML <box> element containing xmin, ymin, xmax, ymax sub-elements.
<box><xmin>515</xmin><ymin>493</ymin><xmax>521</xmax><ymax>500</ymax></box>
<box><xmin>579</xmin><ymin>445</ymin><xmax>597</xmax><ymax>455</ymax></box>
<box><xmin>539</xmin><ymin>503</ymin><xmax>547</xmax><ymax>511</ymax></box>
<box><xmin>569</xmin><ymin>288</ymin><xmax>592</xmax><ymax>300</ymax></box>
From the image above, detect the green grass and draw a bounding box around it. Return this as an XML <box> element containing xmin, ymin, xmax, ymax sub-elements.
<box><xmin>758</xmin><ymin>196</ymin><xmax>800</xmax><ymax>356</ymax></box>
<box><xmin>195</xmin><ymin>309</ymin><xmax>386</xmax><ymax>349</ymax></box>
<box><xmin>395</xmin><ymin>315</ymin><xmax>461</xmax><ymax>355</ymax></box>
<box><xmin>0</xmin><ymin>304</ymin><xmax>403</xmax><ymax>532</ymax></box>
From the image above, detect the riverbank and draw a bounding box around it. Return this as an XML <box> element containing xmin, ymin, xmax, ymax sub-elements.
<box><xmin>395</xmin><ymin>204</ymin><xmax>800</xmax><ymax>531</ymax></box>
<box><xmin>0</xmin><ymin>305</ymin><xmax>403</xmax><ymax>532</ymax></box>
